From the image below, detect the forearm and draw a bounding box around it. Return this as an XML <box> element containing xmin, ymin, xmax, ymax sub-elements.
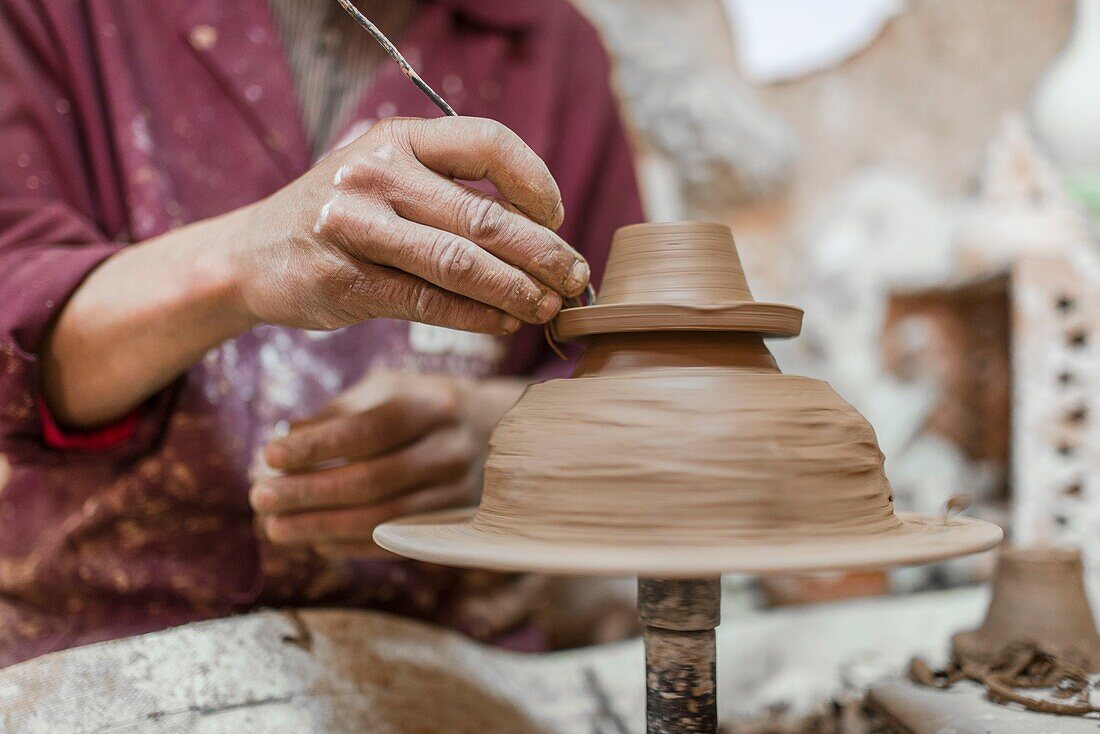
<box><xmin>41</xmin><ymin>205</ymin><xmax>259</xmax><ymax>428</ymax></box>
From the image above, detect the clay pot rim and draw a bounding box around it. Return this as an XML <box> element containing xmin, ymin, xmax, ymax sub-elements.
<box><xmin>553</xmin><ymin>301</ymin><xmax>804</xmax><ymax>340</ymax></box>
<box><xmin>612</xmin><ymin>220</ymin><xmax>732</xmax><ymax>238</ymax></box>
<box><xmin>375</xmin><ymin>509</ymin><xmax>1003</xmax><ymax>576</ymax></box>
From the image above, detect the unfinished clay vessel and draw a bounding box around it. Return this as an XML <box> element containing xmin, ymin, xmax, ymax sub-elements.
<box><xmin>376</xmin><ymin>223</ymin><xmax>1002</xmax><ymax>575</ymax></box>
<box><xmin>952</xmin><ymin>546</ymin><xmax>1100</xmax><ymax>670</ymax></box>
<box><xmin>552</xmin><ymin>222</ymin><xmax>802</xmax><ymax>338</ymax></box>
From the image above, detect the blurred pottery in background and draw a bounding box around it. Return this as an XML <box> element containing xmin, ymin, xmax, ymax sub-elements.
<box><xmin>952</xmin><ymin>546</ymin><xmax>1100</xmax><ymax>670</ymax></box>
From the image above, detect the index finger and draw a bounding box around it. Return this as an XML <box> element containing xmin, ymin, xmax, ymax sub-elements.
<box><xmin>397</xmin><ymin>117</ymin><xmax>565</xmax><ymax>230</ymax></box>
<box><xmin>263</xmin><ymin>386</ymin><xmax>458</xmax><ymax>472</ymax></box>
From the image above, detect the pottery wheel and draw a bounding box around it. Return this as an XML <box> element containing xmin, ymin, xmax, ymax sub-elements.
<box><xmin>376</xmin><ymin>221</ymin><xmax>1003</xmax><ymax>734</ymax></box>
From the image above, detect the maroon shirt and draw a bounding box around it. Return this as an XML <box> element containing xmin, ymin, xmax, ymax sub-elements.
<box><xmin>0</xmin><ymin>0</ymin><xmax>642</xmax><ymax>666</ymax></box>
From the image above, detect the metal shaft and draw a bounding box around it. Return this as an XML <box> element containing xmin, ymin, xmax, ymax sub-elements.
<box><xmin>637</xmin><ymin>578</ymin><xmax>721</xmax><ymax>734</ymax></box>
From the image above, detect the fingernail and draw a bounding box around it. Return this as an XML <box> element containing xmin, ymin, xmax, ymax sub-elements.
<box><xmin>566</xmin><ymin>259</ymin><xmax>590</xmax><ymax>294</ymax></box>
<box><xmin>535</xmin><ymin>292</ymin><xmax>561</xmax><ymax>322</ymax></box>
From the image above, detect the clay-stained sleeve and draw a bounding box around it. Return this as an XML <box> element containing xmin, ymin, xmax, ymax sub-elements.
<box><xmin>0</xmin><ymin>2</ymin><xmax>168</xmax><ymax>460</ymax></box>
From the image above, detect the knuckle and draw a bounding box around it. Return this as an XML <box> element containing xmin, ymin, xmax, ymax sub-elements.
<box><xmin>352</xmin><ymin>157</ymin><xmax>394</xmax><ymax>189</ymax></box>
<box><xmin>318</xmin><ymin>264</ymin><xmax>377</xmax><ymax>329</ymax></box>
<box><xmin>413</xmin><ymin>283</ymin><xmax>450</xmax><ymax>324</ymax></box>
<box><xmin>531</xmin><ymin>241</ymin><xmax>569</xmax><ymax>279</ymax></box>
<box><xmin>353</xmin><ymin>210</ymin><xmax>394</xmax><ymax>252</ymax></box>
<box><xmin>313</xmin><ymin>196</ymin><xmax>351</xmax><ymax>244</ymax></box>
<box><xmin>473</xmin><ymin>118</ymin><xmax>509</xmax><ymax>147</ymax></box>
<box><xmin>465</xmin><ymin>196</ymin><xmax>508</xmax><ymax>242</ymax></box>
<box><xmin>316</xmin><ymin>203</ymin><xmax>394</xmax><ymax>269</ymax></box>
<box><xmin>496</xmin><ymin>274</ymin><xmax>533</xmax><ymax>317</ymax></box>
<box><xmin>434</xmin><ymin>234</ymin><xmax>478</xmax><ymax>282</ymax></box>
<box><xmin>370</xmin><ymin>116</ymin><xmax>400</xmax><ymax>141</ymax></box>
<box><xmin>393</xmin><ymin>118</ymin><xmax>430</xmax><ymax>156</ymax></box>
<box><xmin>405</xmin><ymin>284</ymin><xmax>498</xmax><ymax>332</ymax></box>
<box><xmin>494</xmin><ymin>130</ymin><xmax>525</xmax><ymax>161</ymax></box>
<box><xmin>486</xmin><ymin>268</ymin><xmax>532</xmax><ymax>316</ymax></box>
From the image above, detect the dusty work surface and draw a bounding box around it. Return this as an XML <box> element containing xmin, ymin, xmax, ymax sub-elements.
<box><xmin>0</xmin><ymin>609</ymin><xmax>642</xmax><ymax>734</ymax></box>
<box><xmin>0</xmin><ymin>587</ymin><xmax>991</xmax><ymax>733</ymax></box>
<box><xmin>868</xmin><ymin>677</ymin><xmax>1100</xmax><ymax>733</ymax></box>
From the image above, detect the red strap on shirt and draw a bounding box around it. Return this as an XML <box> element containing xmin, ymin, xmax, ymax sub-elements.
<box><xmin>38</xmin><ymin>398</ymin><xmax>139</xmax><ymax>451</ymax></box>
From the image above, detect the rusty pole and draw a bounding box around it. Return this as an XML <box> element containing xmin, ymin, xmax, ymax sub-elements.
<box><xmin>637</xmin><ymin>578</ymin><xmax>721</xmax><ymax>734</ymax></box>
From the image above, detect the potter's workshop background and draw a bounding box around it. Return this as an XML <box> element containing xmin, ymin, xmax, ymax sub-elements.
<box><xmin>579</xmin><ymin>0</ymin><xmax>1100</xmax><ymax>593</ymax></box>
<box><xmin>2</xmin><ymin>0</ymin><xmax>1100</xmax><ymax>731</ymax></box>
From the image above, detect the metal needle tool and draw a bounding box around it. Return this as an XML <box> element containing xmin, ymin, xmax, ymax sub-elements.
<box><xmin>334</xmin><ymin>0</ymin><xmax>456</xmax><ymax>117</ymax></box>
<box><xmin>334</xmin><ymin>0</ymin><xmax>593</xmax><ymax>357</ymax></box>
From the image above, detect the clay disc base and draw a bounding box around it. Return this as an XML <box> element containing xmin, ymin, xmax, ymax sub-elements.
<box><xmin>374</xmin><ymin>510</ymin><xmax>1002</xmax><ymax>577</ymax></box>
<box><xmin>553</xmin><ymin>302</ymin><xmax>804</xmax><ymax>340</ymax></box>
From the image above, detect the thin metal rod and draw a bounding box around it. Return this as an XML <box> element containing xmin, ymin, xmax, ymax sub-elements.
<box><xmin>638</xmin><ymin>578</ymin><xmax>720</xmax><ymax>734</ymax></box>
<box><xmin>334</xmin><ymin>0</ymin><xmax>457</xmax><ymax>117</ymax></box>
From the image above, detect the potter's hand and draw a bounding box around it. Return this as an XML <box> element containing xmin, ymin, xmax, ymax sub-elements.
<box><xmin>236</xmin><ymin>116</ymin><xmax>587</xmax><ymax>334</ymax></box>
<box><xmin>250</xmin><ymin>370</ymin><xmax>523</xmax><ymax>556</ymax></box>
<box><xmin>41</xmin><ymin>117</ymin><xmax>571</xmax><ymax>428</ymax></box>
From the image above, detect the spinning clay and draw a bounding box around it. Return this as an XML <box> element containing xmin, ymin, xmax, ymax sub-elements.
<box><xmin>376</xmin><ymin>222</ymin><xmax>1002</xmax><ymax>576</ymax></box>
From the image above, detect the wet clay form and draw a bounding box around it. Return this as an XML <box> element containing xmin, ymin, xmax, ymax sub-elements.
<box><xmin>376</xmin><ymin>222</ymin><xmax>1002</xmax><ymax>576</ymax></box>
<box><xmin>553</xmin><ymin>222</ymin><xmax>803</xmax><ymax>338</ymax></box>
<box><xmin>953</xmin><ymin>546</ymin><xmax>1100</xmax><ymax>670</ymax></box>
<box><xmin>376</xmin><ymin>222</ymin><xmax>1003</xmax><ymax>734</ymax></box>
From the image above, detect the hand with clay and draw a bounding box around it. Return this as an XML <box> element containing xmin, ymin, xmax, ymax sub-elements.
<box><xmin>249</xmin><ymin>369</ymin><xmax>524</xmax><ymax>556</ymax></box>
<box><xmin>43</xmin><ymin>116</ymin><xmax>583</xmax><ymax>428</ymax></box>
<box><xmin>237</xmin><ymin>116</ymin><xmax>588</xmax><ymax>333</ymax></box>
